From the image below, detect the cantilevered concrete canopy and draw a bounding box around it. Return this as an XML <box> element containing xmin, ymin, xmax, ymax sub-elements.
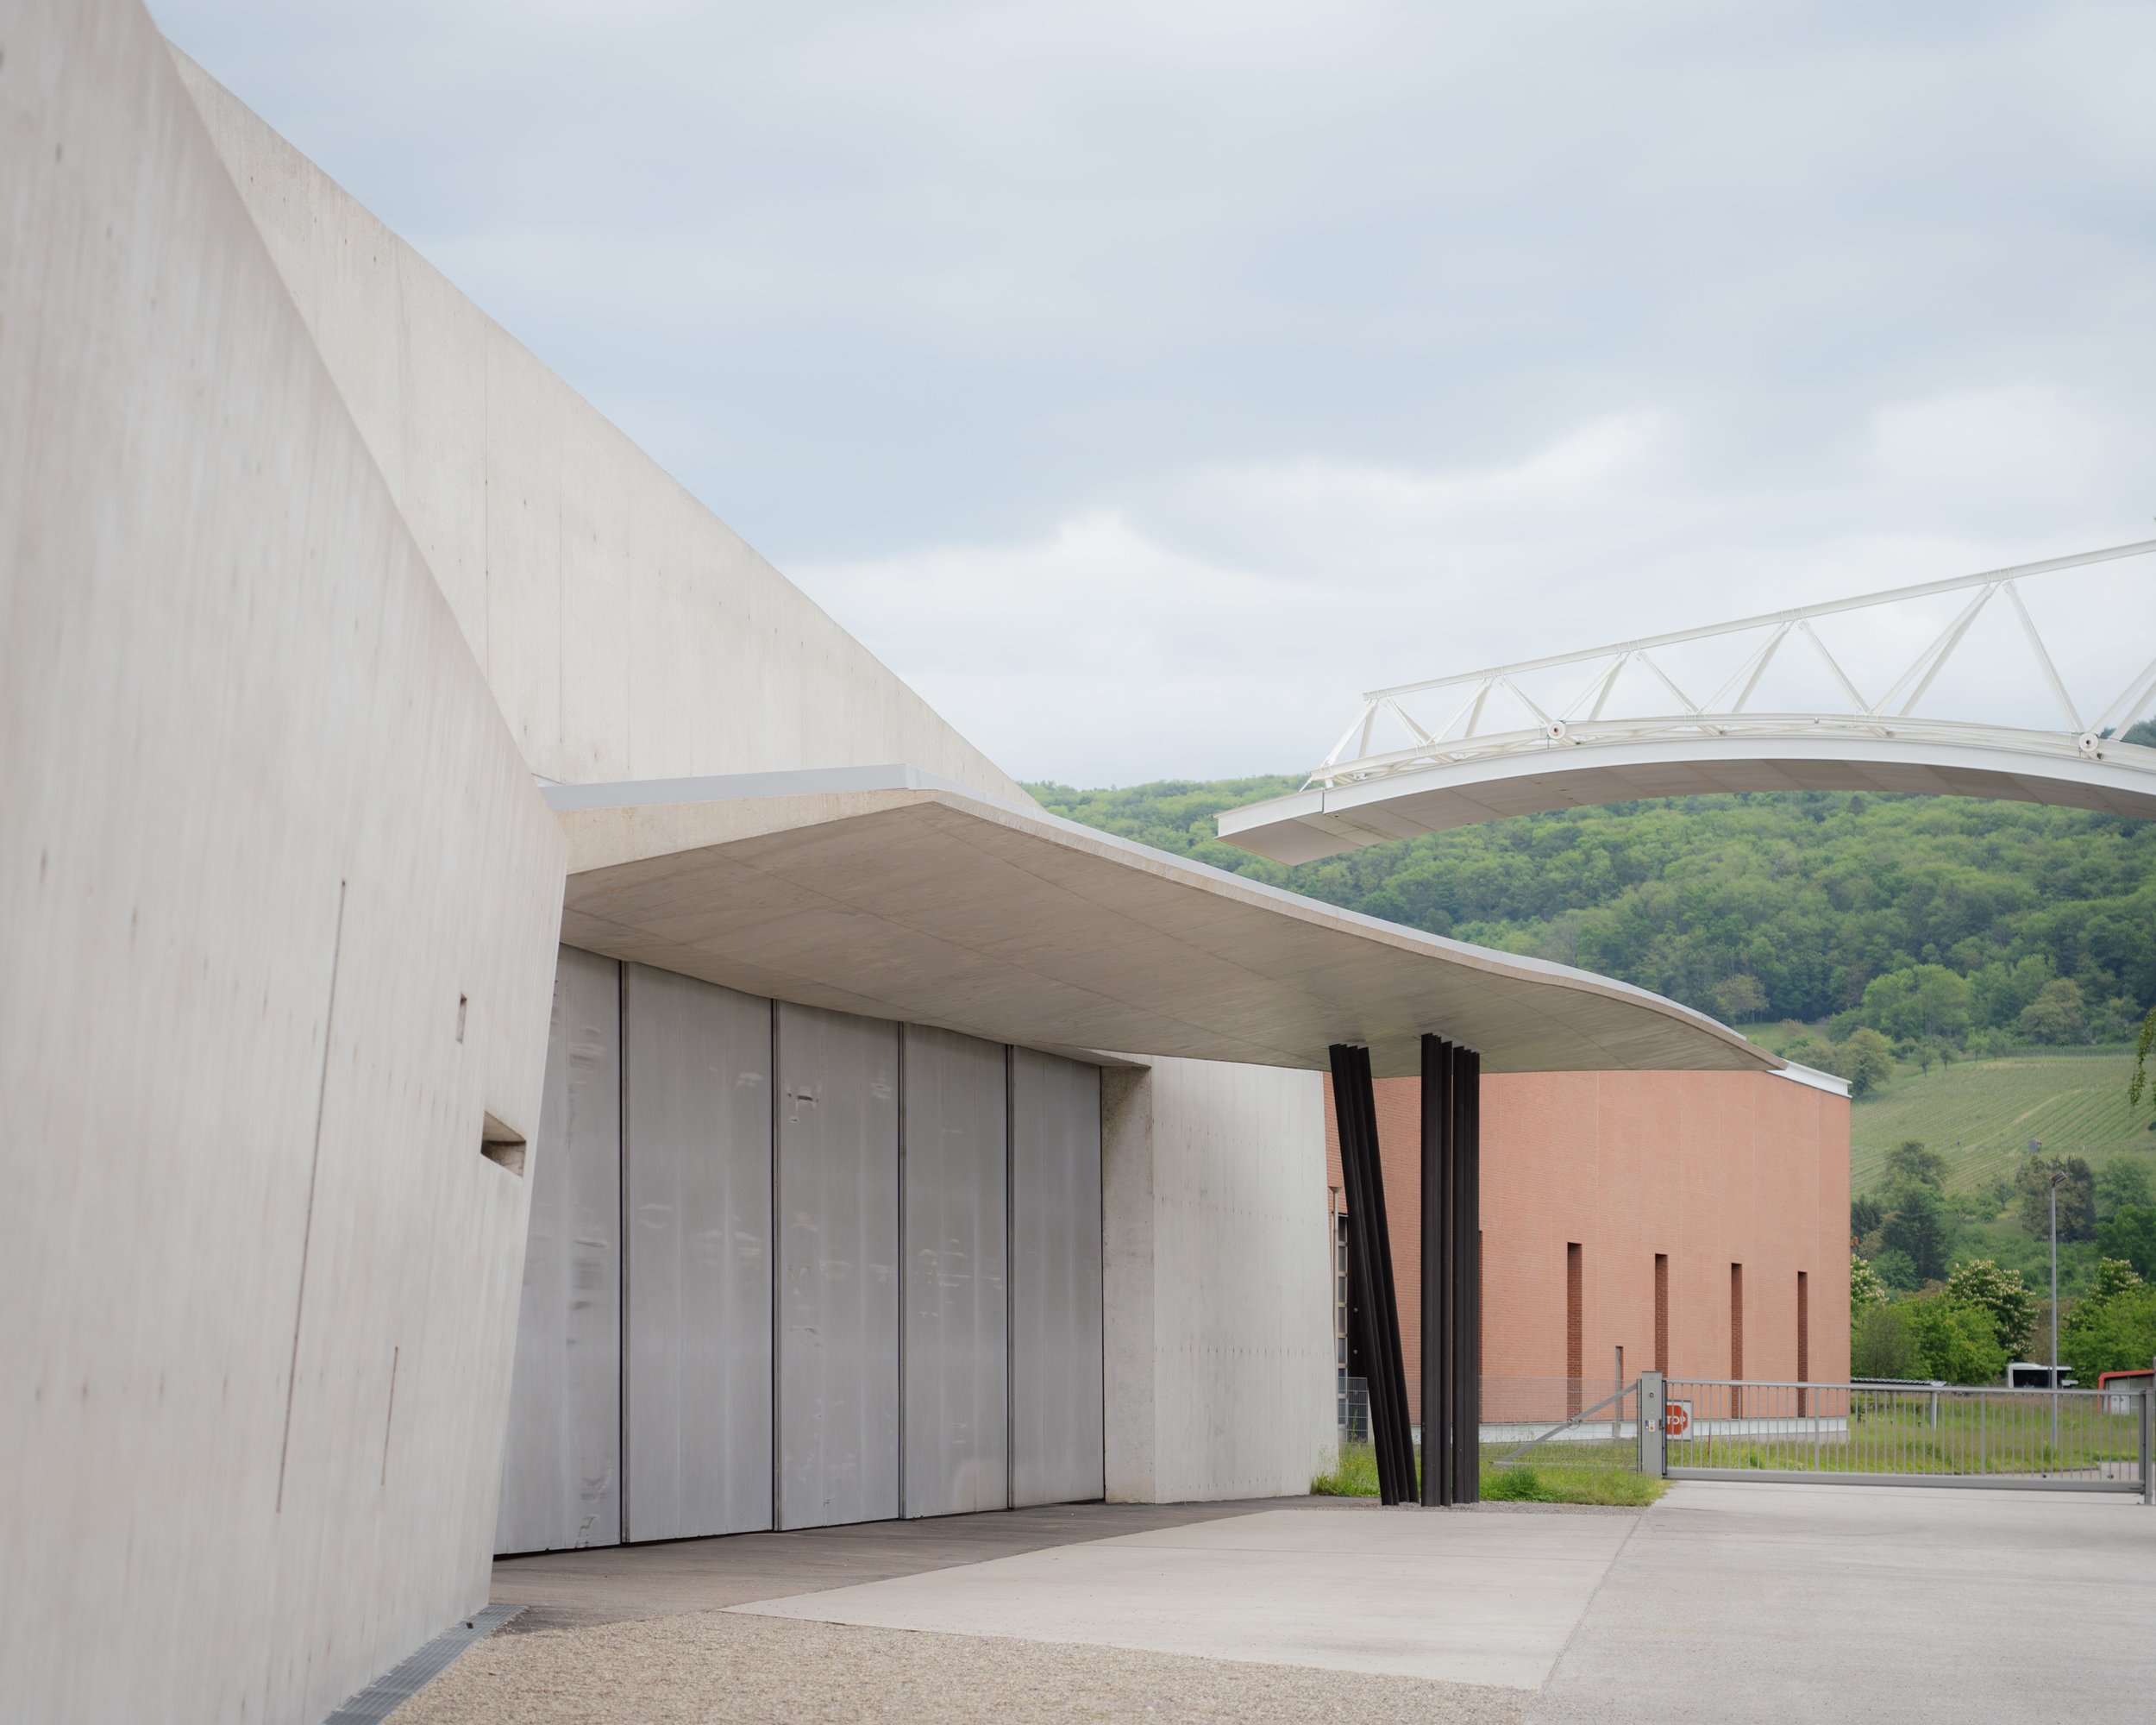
<box><xmin>545</xmin><ymin>767</ymin><xmax>1777</xmax><ymax>1079</ymax></box>
<box><xmin>1217</xmin><ymin>733</ymin><xmax>2156</xmax><ymax>865</ymax></box>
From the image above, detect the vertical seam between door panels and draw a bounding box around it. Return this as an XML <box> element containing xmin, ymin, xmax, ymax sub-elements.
<box><xmin>896</xmin><ymin>1023</ymin><xmax>907</xmax><ymax>1521</ymax></box>
<box><xmin>617</xmin><ymin>960</ymin><xmax>630</xmax><ymax>1543</ymax></box>
<box><xmin>769</xmin><ymin>997</ymin><xmax>781</xmax><ymax>1532</ymax></box>
<box><xmin>1006</xmin><ymin>1044</ymin><xmax>1017</xmax><ymax>1510</ymax></box>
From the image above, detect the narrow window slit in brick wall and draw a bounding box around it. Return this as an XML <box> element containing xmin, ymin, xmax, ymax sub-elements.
<box><xmin>1654</xmin><ymin>1253</ymin><xmax>1668</xmax><ymax>1377</ymax></box>
<box><xmin>1566</xmin><ymin>1242</ymin><xmax>1583</xmax><ymax>1417</ymax></box>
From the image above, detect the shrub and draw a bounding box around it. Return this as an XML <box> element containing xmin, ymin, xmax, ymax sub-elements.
<box><xmin>1902</xmin><ymin>1295</ymin><xmax>2008</xmax><ymax>1384</ymax></box>
<box><xmin>1852</xmin><ymin>1302</ymin><xmax>1921</xmax><ymax>1378</ymax></box>
<box><xmin>2061</xmin><ymin>1280</ymin><xmax>2156</xmax><ymax>1380</ymax></box>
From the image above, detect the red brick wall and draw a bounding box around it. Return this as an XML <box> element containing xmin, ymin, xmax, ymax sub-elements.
<box><xmin>1324</xmin><ymin>1070</ymin><xmax>1851</xmax><ymax>1419</ymax></box>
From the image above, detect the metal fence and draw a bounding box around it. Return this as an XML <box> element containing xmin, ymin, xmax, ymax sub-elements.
<box><xmin>1657</xmin><ymin>1376</ymin><xmax>2153</xmax><ymax>1495</ymax></box>
<box><xmin>1483</xmin><ymin>1376</ymin><xmax>1643</xmax><ymax>1476</ymax></box>
<box><xmin>1341</xmin><ymin>1375</ymin><xmax>1370</xmax><ymax>1445</ymax></box>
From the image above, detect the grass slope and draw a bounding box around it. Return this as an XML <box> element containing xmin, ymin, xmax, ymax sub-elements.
<box><xmin>1847</xmin><ymin>1046</ymin><xmax>2152</xmax><ymax>1194</ymax></box>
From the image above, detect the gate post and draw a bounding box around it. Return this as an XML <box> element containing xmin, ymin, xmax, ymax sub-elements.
<box><xmin>1639</xmin><ymin>1370</ymin><xmax>1667</xmax><ymax>1478</ymax></box>
<box><xmin>2142</xmin><ymin>1359</ymin><xmax>2154</xmax><ymax>1507</ymax></box>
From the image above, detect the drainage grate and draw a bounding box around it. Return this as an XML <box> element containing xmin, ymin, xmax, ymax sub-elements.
<box><xmin>321</xmin><ymin>1604</ymin><xmax>523</xmax><ymax>1723</ymax></box>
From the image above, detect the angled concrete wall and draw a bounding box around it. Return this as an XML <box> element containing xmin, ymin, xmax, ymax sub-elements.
<box><xmin>171</xmin><ymin>53</ymin><xmax>1026</xmax><ymax>806</ymax></box>
<box><xmin>1102</xmin><ymin>1058</ymin><xmax>1336</xmax><ymax>1502</ymax></box>
<box><xmin>0</xmin><ymin>4</ymin><xmax>564</xmax><ymax>1719</ymax></box>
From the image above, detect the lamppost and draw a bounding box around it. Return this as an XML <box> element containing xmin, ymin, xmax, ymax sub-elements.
<box><xmin>2049</xmin><ymin>1167</ymin><xmax>2066</xmax><ymax>1452</ymax></box>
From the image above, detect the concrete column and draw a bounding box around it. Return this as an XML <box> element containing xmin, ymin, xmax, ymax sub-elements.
<box><xmin>1102</xmin><ymin>1057</ymin><xmax>1335</xmax><ymax>1503</ymax></box>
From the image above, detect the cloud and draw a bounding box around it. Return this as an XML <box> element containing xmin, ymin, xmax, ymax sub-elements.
<box><xmin>154</xmin><ymin>0</ymin><xmax>2156</xmax><ymax>782</ymax></box>
<box><xmin>799</xmin><ymin>399</ymin><xmax>2155</xmax><ymax>781</ymax></box>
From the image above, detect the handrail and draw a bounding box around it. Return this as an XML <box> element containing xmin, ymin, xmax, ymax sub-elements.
<box><xmin>1297</xmin><ymin>543</ymin><xmax>2156</xmax><ymax>793</ymax></box>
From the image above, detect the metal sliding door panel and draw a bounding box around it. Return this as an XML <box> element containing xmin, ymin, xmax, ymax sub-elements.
<box><xmin>1011</xmin><ymin>1048</ymin><xmax>1105</xmax><ymax>1507</ymax></box>
<box><xmin>624</xmin><ymin>964</ymin><xmax>774</xmax><ymax>1541</ymax></box>
<box><xmin>901</xmin><ymin>1026</ymin><xmax>1009</xmax><ymax>1518</ymax></box>
<box><xmin>777</xmin><ymin>1003</ymin><xmax>900</xmax><ymax>1529</ymax></box>
<box><xmin>497</xmin><ymin>946</ymin><xmax>622</xmax><ymax>1553</ymax></box>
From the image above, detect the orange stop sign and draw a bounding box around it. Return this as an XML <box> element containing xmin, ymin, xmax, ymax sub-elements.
<box><xmin>1665</xmin><ymin>1400</ymin><xmax>1691</xmax><ymax>1439</ymax></box>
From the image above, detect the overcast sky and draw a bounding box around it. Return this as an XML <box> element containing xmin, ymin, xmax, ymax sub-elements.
<box><xmin>156</xmin><ymin>1</ymin><xmax>2156</xmax><ymax>786</ymax></box>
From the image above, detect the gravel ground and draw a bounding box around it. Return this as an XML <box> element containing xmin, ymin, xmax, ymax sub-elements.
<box><xmin>392</xmin><ymin>1610</ymin><xmax>1532</xmax><ymax>1725</ymax></box>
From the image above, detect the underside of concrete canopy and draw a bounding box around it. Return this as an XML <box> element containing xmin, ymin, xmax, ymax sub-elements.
<box><xmin>545</xmin><ymin>766</ymin><xmax>1778</xmax><ymax>1079</ymax></box>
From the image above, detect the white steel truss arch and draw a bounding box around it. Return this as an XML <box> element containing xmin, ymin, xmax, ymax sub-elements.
<box><xmin>1219</xmin><ymin>541</ymin><xmax>2156</xmax><ymax>863</ymax></box>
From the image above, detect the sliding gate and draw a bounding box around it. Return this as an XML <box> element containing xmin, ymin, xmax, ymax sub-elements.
<box><xmin>1645</xmin><ymin>1373</ymin><xmax>2153</xmax><ymax>1497</ymax></box>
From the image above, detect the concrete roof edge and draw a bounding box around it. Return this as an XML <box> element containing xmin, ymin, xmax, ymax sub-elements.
<box><xmin>551</xmin><ymin>767</ymin><xmax>1782</xmax><ymax>1076</ymax></box>
<box><xmin>541</xmin><ymin>763</ymin><xmax>1026</xmax><ymax>816</ymax></box>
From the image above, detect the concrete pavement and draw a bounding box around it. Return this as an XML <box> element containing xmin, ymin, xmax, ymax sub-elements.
<box><xmin>402</xmin><ymin>1483</ymin><xmax>2156</xmax><ymax>1722</ymax></box>
<box><xmin>732</xmin><ymin>1503</ymin><xmax>1635</xmax><ymax>1688</ymax></box>
<box><xmin>1530</xmin><ymin>1481</ymin><xmax>2156</xmax><ymax>1724</ymax></box>
<box><xmin>490</xmin><ymin>1498</ymin><xmax>1289</xmax><ymax>1631</ymax></box>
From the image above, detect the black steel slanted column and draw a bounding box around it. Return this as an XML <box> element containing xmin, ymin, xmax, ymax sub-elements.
<box><xmin>1329</xmin><ymin>1043</ymin><xmax>1416</xmax><ymax>1505</ymax></box>
<box><xmin>1420</xmin><ymin>1036</ymin><xmax>1454</xmax><ymax>1506</ymax></box>
<box><xmin>1453</xmin><ymin>1045</ymin><xmax>1482</xmax><ymax>1505</ymax></box>
<box><xmin>1420</xmin><ymin>1036</ymin><xmax>1483</xmax><ymax>1507</ymax></box>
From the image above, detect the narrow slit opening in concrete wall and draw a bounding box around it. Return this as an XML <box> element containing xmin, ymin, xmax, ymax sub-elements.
<box><xmin>481</xmin><ymin>1113</ymin><xmax>528</xmax><ymax>1176</ymax></box>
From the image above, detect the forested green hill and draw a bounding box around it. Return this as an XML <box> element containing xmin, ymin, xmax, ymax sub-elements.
<box><xmin>1026</xmin><ymin>779</ymin><xmax>2156</xmax><ymax>1051</ymax></box>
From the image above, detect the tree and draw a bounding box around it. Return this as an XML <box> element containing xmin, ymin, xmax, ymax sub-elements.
<box><xmin>1879</xmin><ymin>1184</ymin><xmax>1952</xmax><ymax>1282</ymax></box>
<box><xmin>2133</xmin><ymin>1005</ymin><xmax>2155</xmax><ymax>1118</ymax></box>
<box><xmin>2091</xmin><ymin>1256</ymin><xmax>2145</xmax><ymax>1303</ymax></box>
<box><xmin>1883</xmin><ymin>1140</ymin><xmax>1946</xmax><ymax>1190</ymax></box>
<box><xmin>2019</xmin><ymin>978</ymin><xmax>2088</xmax><ymax>1045</ymax></box>
<box><xmin>2017</xmin><ymin>1156</ymin><xmax>2096</xmax><ymax>1243</ymax></box>
<box><xmin>1031</xmin><ymin>783</ymin><xmax>2156</xmax><ymax>1046</ymax></box>
<box><xmin>2061</xmin><ymin>1282</ymin><xmax>2156</xmax><ymax>1380</ymax></box>
<box><xmin>1903</xmin><ymin>1294</ymin><xmax>2009</xmax><ymax>1384</ymax></box>
<box><xmin>2096</xmin><ymin>1159</ymin><xmax>2154</xmax><ymax>1219</ymax></box>
<box><xmin>1852</xmin><ymin>1302</ymin><xmax>1921</xmax><ymax>1378</ymax></box>
<box><xmin>1837</xmin><ymin>1028</ymin><xmax>1896</xmax><ymax>1099</ymax></box>
<box><xmin>1944</xmin><ymin>1259</ymin><xmax>2036</xmax><ymax>1357</ymax></box>
<box><xmin>1971</xmin><ymin>955</ymin><xmax>2053</xmax><ymax>1032</ymax></box>
<box><xmin>1860</xmin><ymin>965</ymin><xmax>1973</xmax><ymax>1042</ymax></box>
<box><xmin>1851</xmin><ymin>1253</ymin><xmax>1889</xmax><ymax>1310</ymax></box>
<box><xmin>1871</xmin><ymin>1246</ymin><xmax>1919</xmax><ymax>1291</ymax></box>
<box><xmin>1851</xmin><ymin>1194</ymin><xmax>1883</xmax><ymax>1238</ymax></box>
<box><xmin>1713</xmin><ymin>973</ymin><xmax>1771</xmax><ymax>1023</ymax></box>
<box><xmin>2096</xmin><ymin>1208</ymin><xmax>2156</xmax><ymax>1281</ymax></box>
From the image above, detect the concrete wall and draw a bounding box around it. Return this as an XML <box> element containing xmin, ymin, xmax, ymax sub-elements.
<box><xmin>1325</xmin><ymin>1070</ymin><xmax>1852</xmax><ymax>1418</ymax></box>
<box><xmin>0</xmin><ymin>4</ymin><xmax>565</xmax><ymax>1719</ymax></box>
<box><xmin>1104</xmin><ymin>1058</ymin><xmax>1337</xmax><ymax>1502</ymax></box>
<box><xmin>172</xmin><ymin>53</ymin><xmax>1026</xmax><ymax>806</ymax></box>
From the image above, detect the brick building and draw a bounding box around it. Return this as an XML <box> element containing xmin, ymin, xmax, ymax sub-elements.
<box><xmin>1326</xmin><ymin>1068</ymin><xmax>1851</xmax><ymax>1423</ymax></box>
